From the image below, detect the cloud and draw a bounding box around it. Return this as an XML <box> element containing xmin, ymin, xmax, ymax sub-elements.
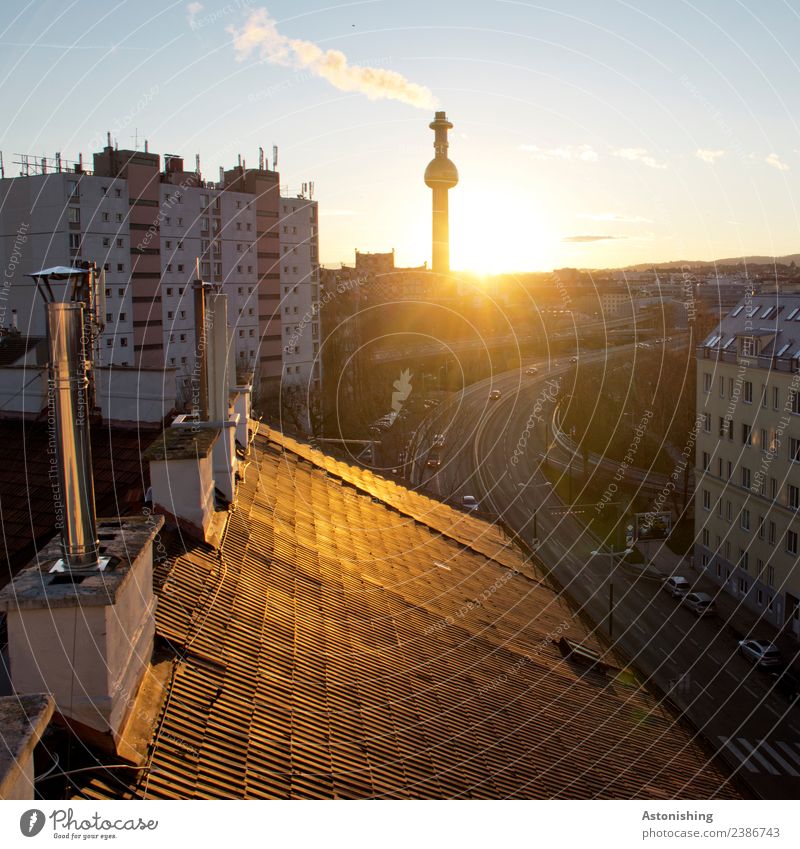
<box><xmin>519</xmin><ymin>143</ymin><xmax>598</xmax><ymax>162</ymax></box>
<box><xmin>227</xmin><ymin>7</ymin><xmax>437</xmax><ymax>109</ymax></box>
<box><xmin>613</xmin><ymin>147</ymin><xmax>667</xmax><ymax>169</ymax></box>
<box><xmin>577</xmin><ymin>212</ymin><xmax>651</xmax><ymax>223</ymax></box>
<box><xmin>766</xmin><ymin>153</ymin><xmax>790</xmax><ymax>171</ymax></box>
<box><xmin>695</xmin><ymin>148</ymin><xmax>726</xmax><ymax>164</ymax></box>
<box><xmin>563</xmin><ymin>235</ymin><xmax>623</xmax><ymax>243</ymax></box>
<box><xmin>186</xmin><ymin>2</ymin><xmax>203</xmax><ymax>28</ymax></box>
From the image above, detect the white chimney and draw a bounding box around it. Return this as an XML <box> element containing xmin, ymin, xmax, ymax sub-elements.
<box><xmin>144</xmin><ymin>426</ymin><xmax>220</xmax><ymax>540</ymax></box>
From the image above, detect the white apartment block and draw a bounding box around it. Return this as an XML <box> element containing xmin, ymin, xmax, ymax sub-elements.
<box><xmin>0</xmin><ymin>170</ymin><xmax>134</xmax><ymax>366</ymax></box>
<box><xmin>1</xmin><ymin>149</ymin><xmax>323</xmax><ymax>431</ymax></box>
<box><xmin>695</xmin><ymin>295</ymin><xmax>800</xmax><ymax>638</ymax></box>
<box><xmin>278</xmin><ymin>195</ymin><xmax>321</xmax><ymax>418</ymax></box>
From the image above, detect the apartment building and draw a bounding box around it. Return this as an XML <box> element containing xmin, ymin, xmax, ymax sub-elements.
<box><xmin>0</xmin><ymin>144</ymin><xmax>320</xmax><ymax>428</ymax></box>
<box><xmin>279</xmin><ymin>194</ymin><xmax>321</xmax><ymax>396</ymax></box>
<box><xmin>694</xmin><ymin>295</ymin><xmax>800</xmax><ymax>637</ymax></box>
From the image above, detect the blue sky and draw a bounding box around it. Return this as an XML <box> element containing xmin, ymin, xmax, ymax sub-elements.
<box><xmin>2</xmin><ymin>0</ymin><xmax>800</xmax><ymax>271</ymax></box>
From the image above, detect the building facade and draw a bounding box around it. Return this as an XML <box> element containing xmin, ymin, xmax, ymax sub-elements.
<box><xmin>695</xmin><ymin>295</ymin><xmax>800</xmax><ymax>638</ymax></box>
<box><xmin>0</xmin><ymin>144</ymin><xmax>320</xmax><ymax>430</ymax></box>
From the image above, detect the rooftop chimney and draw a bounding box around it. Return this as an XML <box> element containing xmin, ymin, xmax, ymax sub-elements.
<box><xmin>27</xmin><ymin>264</ymin><xmax>102</xmax><ymax>572</ymax></box>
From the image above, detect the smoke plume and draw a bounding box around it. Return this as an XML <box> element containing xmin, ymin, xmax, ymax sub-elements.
<box><xmin>228</xmin><ymin>8</ymin><xmax>438</xmax><ymax>110</ymax></box>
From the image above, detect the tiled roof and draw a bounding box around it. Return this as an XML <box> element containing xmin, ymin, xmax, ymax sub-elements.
<box><xmin>0</xmin><ymin>420</ymin><xmax>151</xmax><ymax>587</ymax></box>
<box><xmin>701</xmin><ymin>295</ymin><xmax>800</xmax><ymax>358</ymax></box>
<box><xmin>74</xmin><ymin>427</ymin><xmax>739</xmax><ymax>800</ymax></box>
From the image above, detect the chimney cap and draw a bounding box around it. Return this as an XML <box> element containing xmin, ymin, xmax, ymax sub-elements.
<box><xmin>143</xmin><ymin>426</ymin><xmax>220</xmax><ymax>462</ymax></box>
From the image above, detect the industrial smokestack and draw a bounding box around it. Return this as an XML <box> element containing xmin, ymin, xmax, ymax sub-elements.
<box><xmin>424</xmin><ymin>111</ymin><xmax>458</xmax><ymax>275</ymax></box>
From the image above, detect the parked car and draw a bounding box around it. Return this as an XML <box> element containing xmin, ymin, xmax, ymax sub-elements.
<box><xmin>525</xmin><ymin>366</ymin><xmax>538</xmax><ymax>375</ymax></box>
<box><xmin>683</xmin><ymin>591</ymin><xmax>716</xmax><ymax>617</ymax></box>
<box><xmin>433</xmin><ymin>433</ymin><xmax>446</xmax><ymax>447</ymax></box>
<box><xmin>461</xmin><ymin>495</ymin><xmax>479</xmax><ymax>512</ymax></box>
<box><xmin>662</xmin><ymin>576</ymin><xmax>691</xmax><ymax>598</ymax></box>
<box><xmin>489</xmin><ymin>389</ymin><xmax>502</xmax><ymax>401</ymax></box>
<box><xmin>768</xmin><ymin>667</ymin><xmax>800</xmax><ymax>702</ymax></box>
<box><xmin>738</xmin><ymin>639</ymin><xmax>784</xmax><ymax>668</ymax></box>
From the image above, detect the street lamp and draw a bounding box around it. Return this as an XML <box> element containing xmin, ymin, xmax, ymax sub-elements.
<box><xmin>517</xmin><ymin>480</ymin><xmax>552</xmax><ymax>545</ymax></box>
<box><xmin>590</xmin><ymin>547</ymin><xmax>633</xmax><ymax>640</ymax></box>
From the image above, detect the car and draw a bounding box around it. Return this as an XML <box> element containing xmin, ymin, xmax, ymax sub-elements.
<box><xmin>489</xmin><ymin>389</ymin><xmax>502</xmax><ymax>401</ymax></box>
<box><xmin>768</xmin><ymin>667</ymin><xmax>800</xmax><ymax>702</ymax></box>
<box><xmin>683</xmin><ymin>591</ymin><xmax>716</xmax><ymax>617</ymax></box>
<box><xmin>426</xmin><ymin>452</ymin><xmax>441</xmax><ymax>469</ymax></box>
<box><xmin>461</xmin><ymin>495</ymin><xmax>479</xmax><ymax>512</ymax></box>
<box><xmin>662</xmin><ymin>575</ymin><xmax>691</xmax><ymax>597</ymax></box>
<box><xmin>738</xmin><ymin>639</ymin><xmax>783</xmax><ymax>668</ymax></box>
<box><xmin>525</xmin><ymin>366</ymin><xmax>538</xmax><ymax>375</ymax></box>
<box><xmin>570</xmin><ymin>356</ymin><xmax>578</xmax><ymax>363</ymax></box>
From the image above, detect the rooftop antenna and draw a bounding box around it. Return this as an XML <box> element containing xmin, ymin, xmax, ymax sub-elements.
<box><xmin>238</xmin><ymin>153</ymin><xmax>242</xmax><ymax>168</ymax></box>
<box><xmin>258</xmin><ymin>146</ymin><xmax>264</xmax><ymax>170</ymax></box>
<box><xmin>107</xmin><ymin>131</ymin><xmax>112</xmax><ymax>149</ymax></box>
<box><xmin>144</xmin><ymin>139</ymin><xmax>149</xmax><ymax>153</ymax></box>
<box><xmin>195</xmin><ymin>153</ymin><xmax>200</xmax><ymax>175</ymax></box>
<box><xmin>132</xmin><ymin>128</ymin><xmax>139</xmax><ymax>149</ymax></box>
<box><xmin>55</xmin><ymin>152</ymin><xmax>62</xmax><ymax>172</ymax></box>
<box><xmin>309</xmin><ymin>181</ymin><xmax>314</xmax><ymax>200</ymax></box>
<box><xmin>0</xmin><ymin>151</ymin><xmax>4</xmax><ymax>179</ymax></box>
<box><xmin>272</xmin><ymin>145</ymin><xmax>278</xmax><ymax>170</ymax></box>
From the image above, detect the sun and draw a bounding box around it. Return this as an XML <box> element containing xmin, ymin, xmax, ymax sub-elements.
<box><xmin>448</xmin><ymin>188</ymin><xmax>556</xmax><ymax>273</ymax></box>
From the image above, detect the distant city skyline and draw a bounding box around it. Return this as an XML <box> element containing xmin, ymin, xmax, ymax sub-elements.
<box><xmin>2</xmin><ymin>1</ymin><xmax>800</xmax><ymax>272</ymax></box>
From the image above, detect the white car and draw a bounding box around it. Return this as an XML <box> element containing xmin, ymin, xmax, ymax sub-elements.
<box><xmin>738</xmin><ymin>640</ymin><xmax>783</xmax><ymax>668</ymax></box>
<box><xmin>662</xmin><ymin>576</ymin><xmax>691</xmax><ymax>598</ymax></box>
<box><xmin>461</xmin><ymin>495</ymin><xmax>479</xmax><ymax>512</ymax></box>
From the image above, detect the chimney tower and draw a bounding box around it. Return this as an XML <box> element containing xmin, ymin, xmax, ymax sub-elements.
<box><xmin>424</xmin><ymin>111</ymin><xmax>458</xmax><ymax>274</ymax></box>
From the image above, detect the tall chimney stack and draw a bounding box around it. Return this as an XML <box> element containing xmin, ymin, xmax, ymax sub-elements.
<box><xmin>424</xmin><ymin>111</ymin><xmax>458</xmax><ymax>274</ymax></box>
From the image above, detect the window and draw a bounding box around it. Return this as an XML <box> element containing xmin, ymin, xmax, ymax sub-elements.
<box><xmin>68</xmin><ymin>207</ymin><xmax>80</xmax><ymax>224</ymax></box>
<box><xmin>758</xmin><ymin>516</ymin><xmax>765</xmax><ymax>540</ymax></box>
<box><xmin>792</xmin><ymin>390</ymin><xmax>800</xmax><ymax>415</ymax></box>
<box><xmin>102</xmin><ymin>237</ymin><xmax>110</xmax><ymax>247</ymax></box>
<box><xmin>788</xmin><ymin>529</ymin><xmax>798</xmax><ymax>556</ymax></box>
<box><xmin>702</xmin><ymin>529</ymin><xmax>709</xmax><ymax>546</ymax></box>
<box><xmin>771</xmin><ymin>477</ymin><xmax>777</xmax><ymax>498</ymax></box>
<box><xmin>119</xmin><ymin>337</ymin><xmax>128</xmax><ymax>347</ymax></box>
<box><xmin>719</xmin><ymin>417</ymin><xmax>727</xmax><ymax>438</ymax></box>
<box><xmin>718</xmin><ymin>376</ymin><xmax>725</xmax><ymax>397</ymax></box>
<box><xmin>166</xmin><ymin>264</ymin><xmax>172</xmax><ymax>272</ymax></box>
<box><xmin>741</xmin><ymin>509</ymin><xmax>750</xmax><ymax>531</ymax></box>
<box><xmin>702</xmin><ymin>451</ymin><xmax>710</xmax><ymax>471</ymax></box>
<box><xmin>773</xmin><ymin>386</ymin><xmax>780</xmax><ymax>410</ymax></box>
<box><xmin>114</xmin><ymin>188</ymin><xmax>121</xmax><ymax>198</ymax></box>
<box><xmin>166</xmin><ymin>288</ymin><xmax>173</xmax><ymax>296</ymax></box>
<box><xmin>165</xmin><ymin>240</ymin><xmax>172</xmax><ymax>249</ymax></box>
<box><xmin>116</xmin><ymin>213</ymin><xmax>123</xmax><ymax>223</ymax></box>
<box><xmin>703</xmin><ymin>489</ymin><xmax>711</xmax><ymax>510</ymax></box>
<box><xmin>703</xmin><ymin>413</ymin><xmax>711</xmax><ymax>433</ymax></box>
<box><xmin>769</xmin><ymin>521</ymin><xmax>776</xmax><ymax>546</ymax></box>
<box><xmin>116</xmin><ymin>238</ymin><xmax>123</xmax><ymax>248</ymax></box>
<box><xmin>761</xmin><ymin>384</ymin><xmax>767</xmax><ymax>407</ymax></box>
<box><xmin>69</xmin><ymin>233</ymin><xmax>81</xmax><ymax>249</ymax></box>
<box><xmin>105</xmin><ymin>288</ymin><xmax>111</xmax><ymax>298</ymax></box>
<box><xmin>102</xmin><ymin>212</ymin><xmax>110</xmax><ymax>222</ymax></box>
<box><xmin>743</xmin><ymin>381</ymin><xmax>752</xmax><ymax>403</ymax></box>
<box><xmin>738</xmin><ymin>577</ymin><xmax>748</xmax><ymax>594</ymax></box>
<box><xmin>757</xmin><ymin>589</ymin><xmax>764</xmax><ymax>606</ymax></box>
<box><xmin>178</xmin><ymin>264</ymin><xmax>184</xmax><ymax>272</ymax></box>
<box><xmin>790</xmin><ymin>438</ymin><xmax>800</xmax><ymax>463</ymax></box>
<box><xmin>117</xmin><ymin>263</ymin><xmax>124</xmax><ymax>273</ymax></box>
<box><xmin>790</xmin><ymin>485</ymin><xmax>800</xmax><ymax>510</ymax></box>
<box><xmin>742</xmin><ymin>423</ymin><xmax>751</xmax><ymax>445</ymax></box>
<box><xmin>179</xmin><ymin>310</ymin><xmax>186</xmax><ymax>319</ymax></box>
<box><xmin>119</xmin><ymin>312</ymin><xmax>126</xmax><ymax>321</ymax></box>
<box><xmin>167</xmin><ymin>311</ymin><xmax>174</xmax><ymax>320</ymax></box>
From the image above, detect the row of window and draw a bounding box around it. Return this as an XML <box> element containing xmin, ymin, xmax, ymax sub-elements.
<box><xmin>702</xmin><ymin>373</ymin><xmax>800</xmax><ymax>413</ymax></box>
<box><xmin>701</xmin><ymin>488</ymin><xmax>799</xmax><ymax>552</ymax></box>
<box><xmin>701</xmin><ymin>413</ymin><xmax>800</xmax><ymax>459</ymax></box>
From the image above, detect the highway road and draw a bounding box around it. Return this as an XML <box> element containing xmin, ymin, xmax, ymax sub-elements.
<box><xmin>409</xmin><ymin>343</ymin><xmax>800</xmax><ymax>799</ymax></box>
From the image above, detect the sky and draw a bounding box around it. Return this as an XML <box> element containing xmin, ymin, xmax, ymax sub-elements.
<box><xmin>2</xmin><ymin>0</ymin><xmax>800</xmax><ymax>272</ymax></box>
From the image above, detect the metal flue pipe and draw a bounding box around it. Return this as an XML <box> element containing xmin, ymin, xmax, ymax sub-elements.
<box><xmin>46</xmin><ymin>300</ymin><xmax>100</xmax><ymax>570</ymax></box>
